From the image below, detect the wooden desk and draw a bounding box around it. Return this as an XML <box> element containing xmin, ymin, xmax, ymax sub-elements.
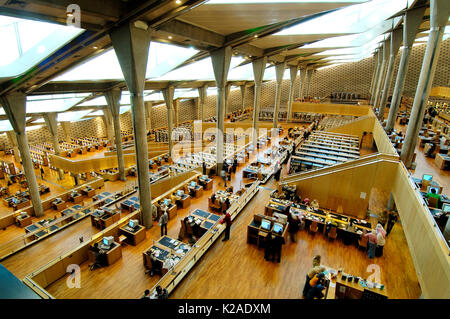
<box><xmin>69</xmin><ymin>194</ymin><xmax>83</xmax><ymax>204</ymax></box>
<box><xmin>99</xmin><ymin>212</ymin><xmax>121</xmax><ymax>229</ymax></box>
<box><xmin>16</xmin><ymin>215</ymin><xmax>32</xmax><ymax>227</ymax></box>
<box><xmin>119</xmin><ymin>224</ymin><xmax>146</xmax><ymax>246</ymax></box>
<box><xmin>52</xmin><ymin>201</ymin><xmax>66</xmax><ymax>211</ymax></box>
<box><xmin>89</xmin><ymin>241</ymin><xmax>122</xmax><ymax>266</ymax></box>
<box><xmin>81</xmin><ymin>188</ymin><xmax>96</xmax><ymax>197</ymax></box>
<box><xmin>188</xmin><ymin>185</ymin><xmax>203</xmax><ymax>198</ymax></box>
<box><xmin>327</xmin><ymin>273</ymin><xmax>388</xmax><ymax>300</ymax></box>
<box><xmin>199</xmin><ymin>178</ymin><xmax>213</xmax><ymax>190</ymax></box>
<box><xmin>435</xmin><ymin>153</ymin><xmax>450</xmax><ymax>170</ymax></box>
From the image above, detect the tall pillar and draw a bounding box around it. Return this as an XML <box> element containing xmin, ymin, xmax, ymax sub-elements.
<box><xmin>0</xmin><ymin>93</ymin><xmax>44</xmax><ymax>217</ymax></box>
<box><xmin>110</xmin><ymin>21</ymin><xmax>152</xmax><ymax>228</ymax></box>
<box><xmin>198</xmin><ymin>85</ymin><xmax>207</xmax><ymax>121</ymax></box>
<box><xmin>105</xmin><ymin>88</ymin><xmax>126</xmax><ymax>182</ymax></box>
<box><xmin>101</xmin><ymin>109</ymin><xmax>114</xmax><ymax>143</ymax></box>
<box><xmin>304</xmin><ymin>68</ymin><xmax>313</xmax><ymax>98</ymax></box>
<box><xmin>43</xmin><ymin>113</ymin><xmax>65</xmax><ymax>180</ymax></box>
<box><xmin>225</xmin><ymin>83</ymin><xmax>232</xmax><ymax>115</ymax></box>
<box><xmin>373</xmin><ymin>38</ymin><xmax>390</xmax><ymax>110</ymax></box>
<box><xmin>6</xmin><ymin>131</ymin><xmax>20</xmax><ymax>163</ymax></box>
<box><xmin>145</xmin><ymin>102</ymin><xmax>152</xmax><ymax>131</ymax></box>
<box><xmin>386</xmin><ymin>7</ymin><xmax>426</xmax><ymax>131</ymax></box>
<box><xmin>210</xmin><ymin>46</ymin><xmax>232</xmax><ymax>172</ymax></box>
<box><xmin>162</xmin><ymin>86</ymin><xmax>175</xmax><ymax>157</ymax></box>
<box><xmin>173</xmin><ymin>98</ymin><xmax>179</xmax><ymax>127</ymax></box>
<box><xmin>287</xmin><ymin>65</ymin><xmax>298</xmax><ymax>122</ymax></box>
<box><xmin>378</xmin><ymin>28</ymin><xmax>403</xmax><ymax>121</ymax></box>
<box><xmin>251</xmin><ymin>56</ymin><xmax>267</xmax><ymax>148</ymax></box>
<box><xmin>369</xmin><ymin>50</ymin><xmax>380</xmax><ymax>104</ymax></box>
<box><xmin>273</xmin><ymin>61</ymin><xmax>286</xmax><ymax>128</ymax></box>
<box><xmin>401</xmin><ymin>0</ymin><xmax>449</xmax><ymax>168</ymax></box>
<box><xmin>240</xmin><ymin>84</ymin><xmax>247</xmax><ymax>112</ymax></box>
<box><xmin>298</xmin><ymin>67</ymin><xmax>307</xmax><ymax>99</ymax></box>
<box><xmin>61</xmin><ymin>122</ymin><xmax>71</xmax><ymax>141</ymax></box>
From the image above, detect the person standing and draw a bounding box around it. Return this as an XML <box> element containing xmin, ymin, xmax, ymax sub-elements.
<box><xmin>220</xmin><ymin>210</ymin><xmax>232</xmax><ymax>242</ymax></box>
<box><xmin>264</xmin><ymin>233</ymin><xmax>274</xmax><ymax>261</ymax></box>
<box><xmin>272</xmin><ymin>234</ymin><xmax>283</xmax><ymax>263</ymax></box>
<box><xmin>364</xmin><ymin>229</ymin><xmax>378</xmax><ymax>259</ymax></box>
<box><xmin>375</xmin><ymin>223</ymin><xmax>386</xmax><ymax>257</ymax></box>
<box><xmin>288</xmin><ymin>212</ymin><xmax>299</xmax><ymax>243</ymax></box>
<box><xmin>40</xmin><ymin>166</ymin><xmax>45</xmax><ymax>179</ymax></box>
<box><xmin>233</xmin><ymin>156</ymin><xmax>238</xmax><ymax>173</ymax></box>
<box><xmin>159</xmin><ymin>210</ymin><xmax>168</xmax><ymax>237</ymax></box>
<box><xmin>386</xmin><ymin>211</ymin><xmax>398</xmax><ymax>236</ymax></box>
<box><xmin>220</xmin><ymin>168</ymin><xmax>227</xmax><ymax>187</ymax></box>
<box><xmin>202</xmin><ymin>161</ymin><xmax>207</xmax><ymax>175</ymax></box>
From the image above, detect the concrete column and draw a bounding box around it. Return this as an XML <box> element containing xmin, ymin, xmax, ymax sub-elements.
<box><xmin>251</xmin><ymin>56</ymin><xmax>267</xmax><ymax>148</ymax></box>
<box><xmin>304</xmin><ymin>69</ymin><xmax>313</xmax><ymax>98</ymax></box>
<box><xmin>386</xmin><ymin>193</ymin><xmax>395</xmax><ymax>211</ymax></box>
<box><xmin>378</xmin><ymin>28</ymin><xmax>403</xmax><ymax>121</ymax></box>
<box><xmin>173</xmin><ymin>98</ymin><xmax>179</xmax><ymax>127</ymax></box>
<box><xmin>110</xmin><ymin>21</ymin><xmax>152</xmax><ymax>228</ymax></box>
<box><xmin>373</xmin><ymin>38</ymin><xmax>390</xmax><ymax>110</ymax></box>
<box><xmin>386</xmin><ymin>7</ymin><xmax>426</xmax><ymax>131</ymax></box>
<box><xmin>368</xmin><ymin>51</ymin><xmax>379</xmax><ymax>103</ymax></box>
<box><xmin>162</xmin><ymin>87</ymin><xmax>175</xmax><ymax>157</ymax></box>
<box><xmin>287</xmin><ymin>65</ymin><xmax>298</xmax><ymax>122</ymax></box>
<box><xmin>6</xmin><ymin>131</ymin><xmax>20</xmax><ymax>163</ymax></box>
<box><xmin>194</xmin><ymin>97</ymin><xmax>200</xmax><ymax>120</ymax></box>
<box><xmin>198</xmin><ymin>85</ymin><xmax>207</xmax><ymax>121</ymax></box>
<box><xmin>298</xmin><ymin>68</ymin><xmax>307</xmax><ymax>99</ymax></box>
<box><xmin>43</xmin><ymin>113</ymin><xmax>64</xmax><ymax>180</ymax></box>
<box><xmin>273</xmin><ymin>61</ymin><xmax>286</xmax><ymax>128</ymax></box>
<box><xmin>105</xmin><ymin>88</ymin><xmax>126</xmax><ymax>182</ymax></box>
<box><xmin>401</xmin><ymin>0</ymin><xmax>449</xmax><ymax>168</ymax></box>
<box><xmin>0</xmin><ymin>93</ymin><xmax>44</xmax><ymax>217</ymax></box>
<box><xmin>225</xmin><ymin>83</ymin><xmax>232</xmax><ymax>115</ymax></box>
<box><xmin>210</xmin><ymin>46</ymin><xmax>232</xmax><ymax>172</ymax></box>
<box><xmin>145</xmin><ymin>102</ymin><xmax>152</xmax><ymax>131</ymax></box>
<box><xmin>240</xmin><ymin>84</ymin><xmax>247</xmax><ymax>112</ymax></box>
<box><xmin>101</xmin><ymin>109</ymin><xmax>114</xmax><ymax>143</ymax></box>
<box><xmin>370</xmin><ymin>50</ymin><xmax>382</xmax><ymax>105</ymax></box>
<box><xmin>61</xmin><ymin>122</ymin><xmax>71</xmax><ymax>141</ymax></box>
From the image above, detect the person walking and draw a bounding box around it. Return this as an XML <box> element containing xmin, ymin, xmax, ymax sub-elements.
<box><xmin>386</xmin><ymin>211</ymin><xmax>398</xmax><ymax>236</ymax></box>
<box><xmin>159</xmin><ymin>210</ymin><xmax>168</xmax><ymax>237</ymax></box>
<box><xmin>364</xmin><ymin>229</ymin><xmax>378</xmax><ymax>259</ymax></box>
<box><xmin>375</xmin><ymin>223</ymin><xmax>386</xmax><ymax>257</ymax></box>
<box><xmin>202</xmin><ymin>161</ymin><xmax>207</xmax><ymax>175</ymax></box>
<box><xmin>220</xmin><ymin>211</ymin><xmax>232</xmax><ymax>241</ymax></box>
<box><xmin>40</xmin><ymin>166</ymin><xmax>45</xmax><ymax>179</ymax></box>
<box><xmin>288</xmin><ymin>212</ymin><xmax>299</xmax><ymax>243</ymax></box>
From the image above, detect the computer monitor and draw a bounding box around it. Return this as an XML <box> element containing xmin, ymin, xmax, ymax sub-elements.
<box><xmin>260</xmin><ymin>164</ymin><xmax>264</xmax><ymax>169</ymax></box>
<box><xmin>422</xmin><ymin>174</ymin><xmax>433</xmax><ymax>182</ymax></box>
<box><xmin>102</xmin><ymin>236</ymin><xmax>113</xmax><ymax>247</ymax></box>
<box><xmin>177</xmin><ymin>190</ymin><xmax>184</xmax><ymax>196</ymax></box>
<box><xmin>427</xmin><ymin>186</ymin><xmax>440</xmax><ymax>194</ymax></box>
<box><xmin>261</xmin><ymin>219</ymin><xmax>271</xmax><ymax>231</ymax></box>
<box><xmin>128</xmin><ymin>219</ymin><xmax>138</xmax><ymax>228</ymax></box>
<box><xmin>190</xmin><ymin>181</ymin><xmax>196</xmax><ymax>187</ymax></box>
<box><xmin>272</xmin><ymin>222</ymin><xmax>283</xmax><ymax>234</ymax></box>
<box><xmin>163</xmin><ymin>199</ymin><xmax>170</xmax><ymax>206</ymax></box>
<box><xmin>442</xmin><ymin>203</ymin><xmax>450</xmax><ymax>213</ymax></box>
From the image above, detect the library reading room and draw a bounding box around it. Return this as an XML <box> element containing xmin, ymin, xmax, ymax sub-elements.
<box><xmin>0</xmin><ymin>0</ymin><xmax>448</xmax><ymax>302</ymax></box>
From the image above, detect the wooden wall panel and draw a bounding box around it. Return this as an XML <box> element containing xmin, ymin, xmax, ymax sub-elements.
<box><xmin>291</xmin><ymin>102</ymin><xmax>371</xmax><ymax>117</ymax></box>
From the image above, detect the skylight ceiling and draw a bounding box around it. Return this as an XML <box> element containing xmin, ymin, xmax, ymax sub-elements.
<box><xmin>275</xmin><ymin>0</ymin><xmax>412</xmax><ymax>36</ymax></box>
<box><xmin>25</xmin><ymin>97</ymin><xmax>84</xmax><ymax>113</ymax></box>
<box><xmin>0</xmin><ymin>15</ymin><xmax>83</xmax><ymax>79</ymax></box>
<box><xmin>52</xmin><ymin>42</ymin><xmax>198</xmax><ymax>82</ymax></box>
<box><xmin>58</xmin><ymin>110</ymin><xmax>93</xmax><ymax>122</ymax></box>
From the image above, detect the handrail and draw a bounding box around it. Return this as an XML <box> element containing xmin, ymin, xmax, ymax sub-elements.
<box><xmin>22</xmin><ymin>277</ymin><xmax>54</xmax><ymax>299</ymax></box>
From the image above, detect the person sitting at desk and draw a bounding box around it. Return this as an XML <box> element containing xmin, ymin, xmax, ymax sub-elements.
<box><xmin>89</xmin><ymin>243</ymin><xmax>107</xmax><ymax>271</ymax></box>
<box><xmin>306</xmin><ymin>273</ymin><xmax>326</xmax><ymax>300</ymax></box>
<box><xmin>224</xmin><ymin>197</ymin><xmax>231</xmax><ymax>210</ymax></box>
<box><xmin>141</xmin><ymin>289</ymin><xmax>151</xmax><ymax>299</ymax></box>
<box><xmin>425</xmin><ymin>134</ymin><xmax>441</xmax><ymax>157</ymax></box>
<box><xmin>211</xmin><ymin>193</ymin><xmax>216</xmax><ymax>204</ymax></box>
<box><xmin>325</xmin><ymin>219</ymin><xmax>338</xmax><ymax>236</ymax></box>
<box><xmin>425</xmin><ymin>188</ymin><xmax>441</xmax><ymax>208</ymax></box>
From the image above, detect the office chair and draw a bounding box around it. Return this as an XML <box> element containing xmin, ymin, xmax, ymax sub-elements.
<box><xmin>427</xmin><ymin>196</ymin><xmax>438</xmax><ymax>208</ymax></box>
<box><xmin>309</xmin><ymin>221</ymin><xmax>318</xmax><ymax>234</ymax></box>
<box><xmin>328</xmin><ymin>226</ymin><xmax>337</xmax><ymax>241</ymax></box>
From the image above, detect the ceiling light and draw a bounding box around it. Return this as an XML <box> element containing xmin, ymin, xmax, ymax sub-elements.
<box><xmin>254</xmin><ymin>34</ymin><xmax>258</xmax><ymax>38</ymax></box>
<box><xmin>168</xmin><ymin>36</ymin><xmax>173</xmax><ymax>39</ymax></box>
<box><xmin>176</xmin><ymin>0</ymin><xmax>181</xmax><ymax>4</ymax></box>
<box><xmin>93</xmin><ymin>46</ymin><xmax>98</xmax><ymax>49</ymax></box>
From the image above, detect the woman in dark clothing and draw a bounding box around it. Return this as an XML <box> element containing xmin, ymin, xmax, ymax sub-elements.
<box><xmin>288</xmin><ymin>213</ymin><xmax>299</xmax><ymax>243</ymax></box>
<box><xmin>264</xmin><ymin>233</ymin><xmax>274</xmax><ymax>261</ymax></box>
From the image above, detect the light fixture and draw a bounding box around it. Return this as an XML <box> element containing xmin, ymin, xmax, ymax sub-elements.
<box><xmin>254</xmin><ymin>34</ymin><xmax>258</xmax><ymax>38</ymax></box>
<box><xmin>176</xmin><ymin>0</ymin><xmax>181</xmax><ymax>4</ymax></box>
<box><xmin>93</xmin><ymin>46</ymin><xmax>98</xmax><ymax>49</ymax></box>
<box><xmin>168</xmin><ymin>36</ymin><xmax>173</xmax><ymax>39</ymax></box>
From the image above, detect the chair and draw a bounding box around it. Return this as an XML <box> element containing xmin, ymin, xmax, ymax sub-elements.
<box><xmin>358</xmin><ymin>235</ymin><xmax>368</xmax><ymax>250</ymax></box>
<box><xmin>427</xmin><ymin>196</ymin><xmax>438</xmax><ymax>208</ymax></box>
<box><xmin>328</xmin><ymin>226</ymin><xmax>337</xmax><ymax>241</ymax></box>
<box><xmin>309</xmin><ymin>221</ymin><xmax>318</xmax><ymax>234</ymax></box>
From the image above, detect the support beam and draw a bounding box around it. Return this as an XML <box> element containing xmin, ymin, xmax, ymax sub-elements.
<box><xmin>198</xmin><ymin>85</ymin><xmax>207</xmax><ymax>121</ymax></box>
<box><xmin>386</xmin><ymin>7</ymin><xmax>426</xmax><ymax>131</ymax></box>
<box><xmin>43</xmin><ymin>113</ymin><xmax>64</xmax><ymax>180</ymax></box>
<box><xmin>101</xmin><ymin>109</ymin><xmax>114</xmax><ymax>143</ymax></box>
<box><xmin>304</xmin><ymin>68</ymin><xmax>313</xmax><ymax>98</ymax></box>
<box><xmin>110</xmin><ymin>21</ymin><xmax>152</xmax><ymax>228</ymax></box>
<box><xmin>298</xmin><ymin>67</ymin><xmax>307</xmax><ymax>100</ymax></box>
<box><xmin>251</xmin><ymin>56</ymin><xmax>267</xmax><ymax>148</ymax></box>
<box><xmin>273</xmin><ymin>62</ymin><xmax>286</xmax><ymax>128</ymax></box>
<box><xmin>401</xmin><ymin>0</ymin><xmax>450</xmax><ymax>168</ymax></box>
<box><xmin>287</xmin><ymin>65</ymin><xmax>298</xmax><ymax>122</ymax></box>
<box><xmin>61</xmin><ymin>122</ymin><xmax>71</xmax><ymax>141</ymax></box>
<box><xmin>369</xmin><ymin>50</ymin><xmax>380</xmax><ymax>104</ymax></box>
<box><xmin>378</xmin><ymin>28</ymin><xmax>403</xmax><ymax>122</ymax></box>
<box><xmin>145</xmin><ymin>102</ymin><xmax>153</xmax><ymax>131</ymax></box>
<box><xmin>373</xmin><ymin>38</ymin><xmax>390</xmax><ymax>110</ymax></box>
<box><xmin>240</xmin><ymin>84</ymin><xmax>247</xmax><ymax>112</ymax></box>
<box><xmin>6</xmin><ymin>131</ymin><xmax>20</xmax><ymax>163</ymax></box>
<box><xmin>225</xmin><ymin>83</ymin><xmax>232</xmax><ymax>115</ymax></box>
<box><xmin>0</xmin><ymin>93</ymin><xmax>43</xmax><ymax>217</ymax></box>
<box><xmin>210</xmin><ymin>46</ymin><xmax>232</xmax><ymax>173</ymax></box>
<box><xmin>162</xmin><ymin>86</ymin><xmax>175</xmax><ymax>157</ymax></box>
<box><xmin>105</xmin><ymin>88</ymin><xmax>126</xmax><ymax>182</ymax></box>
<box><xmin>174</xmin><ymin>98</ymin><xmax>180</xmax><ymax>127</ymax></box>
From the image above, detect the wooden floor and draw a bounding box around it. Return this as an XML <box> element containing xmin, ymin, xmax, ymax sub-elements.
<box><xmin>1</xmin><ymin>119</ymin><xmax>440</xmax><ymax>299</ymax></box>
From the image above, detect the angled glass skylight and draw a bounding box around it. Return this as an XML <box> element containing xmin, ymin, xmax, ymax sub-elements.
<box><xmin>120</xmin><ymin>105</ymin><xmax>131</xmax><ymax>114</ymax></box>
<box><xmin>89</xmin><ymin>110</ymin><xmax>105</xmax><ymax>116</ymax></box>
<box><xmin>0</xmin><ymin>117</ymin><xmax>32</xmax><ymax>131</ymax></box>
<box><xmin>275</xmin><ymin>0</ymin><xmax>409</xmax><ymax>36</ymax></box>
<box><xmin>52</xmin><ymin>42</ymin><xmax>198</xmax><ymax>82</ymax></box>
<box><xmin>78</xmin><ymin>96</ymin><xmax>107</xmax><ymax>107</ymax></box>
<box><xmin>0</xmin><ymin>15</ymin><xmax>84</xmax><ymax>79</ymax></box>
<box><xmin>58</xmin><ymin>110</ymin><xmax>93</xmax><ymax>122</ymax></box>
<box><xmin>174</xmin><ymin>89</ymin><xmax>199</xmax><ymax>99</ymax></box>
<box><xmin>144</xmin><ymin>92</ymin><xmax>165</xmax><ymax>102</ymax></box>
<box><xmin>25</xmin><ymin>97</ymin><xmax>84</xmax><ymax>113</ymax></box>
